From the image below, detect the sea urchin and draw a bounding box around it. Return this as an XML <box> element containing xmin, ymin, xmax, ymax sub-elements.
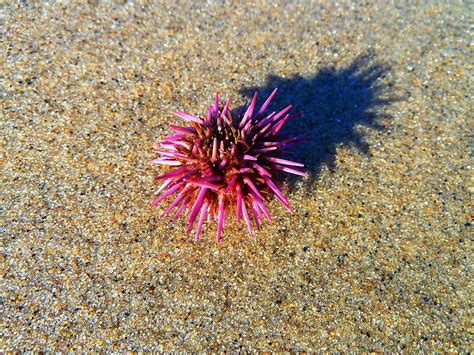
<box><xmin>150</xmin><ymin>89</ymin><xmax>306</xmax><ymax>242</ymax></box>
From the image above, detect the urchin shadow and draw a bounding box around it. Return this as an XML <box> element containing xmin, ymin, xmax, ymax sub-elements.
<box><xmin>240</xmin><ymin>52</ymin><xmax>398</xmax><ymax>187</ymax></box>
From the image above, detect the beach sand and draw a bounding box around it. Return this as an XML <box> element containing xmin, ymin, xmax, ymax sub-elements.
<box><xmin>1</xmin><ymin>1</ymin><xmax>471</xmax><ymax>351</ymax></box>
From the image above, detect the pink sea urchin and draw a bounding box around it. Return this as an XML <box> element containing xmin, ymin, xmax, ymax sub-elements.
<box><xmin>150</xmin><ymin>89</ymin><xmax>306</xmax><ymax>242</ymax></box>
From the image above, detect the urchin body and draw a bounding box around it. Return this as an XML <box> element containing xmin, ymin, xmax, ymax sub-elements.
<box><xmin>151</xmin><ymin>89</ymin><xmax>306</xmax><ymax>242</ymax></box>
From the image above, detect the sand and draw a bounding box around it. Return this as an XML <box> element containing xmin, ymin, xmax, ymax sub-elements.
<box><xmin>1</xmin><ymin>1</ymin><xmax>471</xmax><ymax>351</ymax></box>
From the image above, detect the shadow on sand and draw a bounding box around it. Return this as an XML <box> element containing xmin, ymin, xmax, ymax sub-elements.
<box><xmin>240</xmin><ymin>52</ymin><xmax>399</xmax><ymax>187</ymax></box>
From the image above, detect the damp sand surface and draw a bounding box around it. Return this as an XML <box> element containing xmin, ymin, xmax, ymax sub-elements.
<box><xmin>1</xmin><ymin>2</ymin><xmax>471</xmax><ymax>351</ymax></box>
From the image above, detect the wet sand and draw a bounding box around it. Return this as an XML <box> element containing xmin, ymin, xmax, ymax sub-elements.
<box><xmin>1</xmin><ymin>2</ymin><xmax>471</xmax><ymax>351</ymax></box>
